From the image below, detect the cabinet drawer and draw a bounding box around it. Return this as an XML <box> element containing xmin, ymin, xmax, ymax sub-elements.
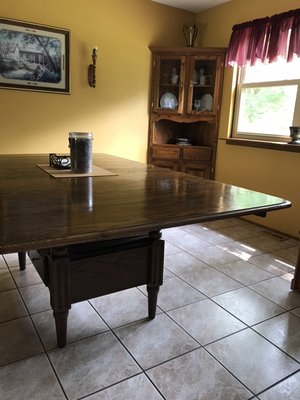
<box><xmin>152</xmin><ymin>160</ymin><xmax>179</xmax><ymax>171</ymax></box>
<box><xmin>183</xmin><ymin>163</ymin><xmax>212</xmax><ymax>179</ymax></box>
<box><xmin>182</xmin><ymin>146</ymin><xmax>211</xmax><ymax>162</ymax></box>
<box><xmin>152</xmin><ymin>145</ymin><xmax>181</xmax><ymax>160</ymax></box>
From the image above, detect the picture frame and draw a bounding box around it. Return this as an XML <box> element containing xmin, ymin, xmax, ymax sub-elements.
<box><xmin>0</xmin><ymin>18</ymin><xmax>70</xmax><ymax>94</ymax></box>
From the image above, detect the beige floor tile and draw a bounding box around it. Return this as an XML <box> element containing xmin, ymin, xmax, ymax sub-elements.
<box><xmin>206</xmin><ymin>329</ymin><xmax>299</xmax><ymax>394</ymax></box>
<box><xmin>258</xmin><ymin>371</ymin><xmax>300</xmax><ymax>400</ymax></box>
<box><xmin>219</xmin><ymin>241</ymin><xmax>265</xmax><ymax>261</ymax></box>
<box><xmin>181</xmin><ymin>223</ymin><xmax>234</xmax><ymax>245</ymax></box>
<box><xmin>0</xmin><ymin>269</ymin><xmax>16</xmax><ymax>291</ymax></box>
<box><xmin>90</xmin><ymin>287</ymin><xmax>157</xmax><ymax>328</ymax></box>
<box><xmin>0</xmin><ymin>289</ymin><xmax>28</xmax><ymax>322</ymax></box>
<box><xmin>162</xmin><ymin>228</ymin><xmax>209</xmax><ymax>252</ymax></box>
<box><xmin>0</xmin><ymin>354</ymin><xmax>65</xmax><ymax>400</ymax></box>
<box><xmin>165</xmin><ymin>252</ymin><xmax>242</xmax><ymax>297</ymax></box>
<box><xmin>249</xmin><ymin>276</ymin><xmax>300</xmax><ymax>310</ymax></box>
<box><xmin>0</xmin><ymin>256</ymin><xmax>7</xmax><ymax>269</ymax></box>
<box><xmin>147</xmin><ymin>348</ymin><xmax>252</xmax><ymax>399</ymax></box>
<box><xmin>253</xmin><ymin>312</ymin><xmax>300</xmax><ymax>362</ymax></box>
<box><xmin>32</xmin><ymin>301</ymin><xmax>109</xmax><ymax>350</ymax></box>
<box><xmin>114</xmin><ymin>313</ymin><xmax>199</xmax><ymax>370</ymax></box>
<box><xmin>249</xmin><ymin>253</ymin><xmax>295</xmax><ymax>275</ymax></box>
<box><xmin>85</xmin><ymin>373</ymin><xmax>164</xmax><ymax>399</ymax></box>
<box><xmin>19</xmin><ymin>283</ymin><xmax>51</xmax><ymax>314</ymax></box>
<box><xmin>139</xmin><ymin>276</ymin><xmax>205</xmax><ymax>311</ymax></box>
<box><xmin>273</xmin><ymin>246</ymin><xmax>299</xmax><ymax>264</ymax></box>
<box><xmin>10</xmin><ymin>263</ymin><xmax>42</xmax><ymax>287</ymax></box>
<box><xmin>0</xmin><ymin>317</ymin><xmax>43</xmax><ymax>366</ymax></box>
<box><xmin>291</xmin><ymin>306</ymin><xmax>300</xmax><ymax>317</ymax></box>
<box><xmin>201</xmin><ymin>218</ymin><xmax>245</xmax><ymax>230</ymax></box>
<box><xmin>164</xmin><ymin>241</ymin><xmax>184</xmax><ymax>256</ymax></box>
<box><xmin>163</xmin><ymin>267</ymin><xmax>175</xmax><ymax>279</ymax></box>
<box><xmin>190</xmin><ymin>245</ymin><xmax>241</xmax><ymax>267</ymax></box>
<box><xmin>214</xmin><ymin>259</ymin><xmax>274</xmax><ymax>285</ymax></box>
<box><xmin>3</xmin><ymin>252</ymin><xmax>31</xmax><ymax>268</ymax></box>
<box><xmin>213</xmin><ymin>287</ymin><xmax>285</xmax><ymax>325</ymax></box>
<box><xmin>168</xmin><ymin>298</ymin><xmax>246</xmax><ymax>345</ymax></box>
<box><xmin>218</xmin><ymin>225</ymin><xmax>261</xmax><ymax>241</ymax></box>
<box><xmin>244</xmin><ymin>236</ymin><xmax>298</xmax><ymax>253</ymax></box>
<box><xmin>48</xmin><ymin>332</ymin><xmax>141</xmax><ymax>400</ymax></box>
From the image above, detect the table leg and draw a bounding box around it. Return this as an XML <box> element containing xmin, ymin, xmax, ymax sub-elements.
<box><xmin>147</xmin><ymin>285</ymin><xmax>159</xmax><ymax>319</ymax></box>
<box><xmin>291</xmin><ymin>244</ymin><xmax>300</xmax><ymax>290</ymax></box>
<box><xmin>18</xmin><ymin>252</ymin><xmax>26</xmax><ymax>271</ymax></box>
<box><xmin>147</xmin><ymin>231</ymin><xmax>164</xmax><ymax>319</ymax></box>
<box><xmin>53</xmin><ymin>309</ymin><xmax>70</xmax><ymax>348</ymax></box>
<box><xmin>48</xmin><ymin>247</ymin><xmax>71</xmax><ymax>348</ymax></box>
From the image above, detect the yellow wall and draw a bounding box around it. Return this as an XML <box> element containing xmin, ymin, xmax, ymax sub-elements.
<box><xmin>197</xmin><ymin>0</ymin><xmax>300</xmax><ymax>238</ymax></box>
<box><xmin>0</xmin><ymin>0</ymin><xmax>194</xmax><ymax>161</ymax></box>
<box><xmin>2</xmin><ymin>0</ymin><xmax>299</xmax><ymax>237</ymax></box>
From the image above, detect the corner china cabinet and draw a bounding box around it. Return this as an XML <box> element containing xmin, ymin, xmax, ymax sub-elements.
<box><xmin>148</xmin><ymin>47</ymin><xmax>226</xmax><ymax>179</ymax></box>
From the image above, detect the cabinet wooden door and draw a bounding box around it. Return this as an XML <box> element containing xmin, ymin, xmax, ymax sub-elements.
<box><xmin>152</xmin><ymin>55</ymin><xmax>186</xmax><ymax>115</ymax></box>
<box><xmin>186</xmin><ymin>55</ymin><xmax>224</xmax><ymax>116</ymax></box>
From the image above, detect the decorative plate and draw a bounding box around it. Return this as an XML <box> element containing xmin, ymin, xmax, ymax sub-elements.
<box><xmin>160</xmin><ymin>92</ymin><xmax>178</xmax><ymax>109</ymax></box>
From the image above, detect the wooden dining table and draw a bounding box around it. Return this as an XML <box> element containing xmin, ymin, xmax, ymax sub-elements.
<box><xmin>0</xmin><ymin>153</ymin><xmax>294</xmax><ymax>347</ymax></box>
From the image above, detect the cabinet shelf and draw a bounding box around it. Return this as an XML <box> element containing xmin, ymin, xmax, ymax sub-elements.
<box><xmin>148</xmin><ymin>47</ymin><xmax>226</xmax><ymax>179</ymax></box>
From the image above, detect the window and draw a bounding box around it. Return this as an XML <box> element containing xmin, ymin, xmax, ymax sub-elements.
<box><xmin>232</xmin><ymin>57</ymin><xmax>300</xmax><ymax>142</ymax></box>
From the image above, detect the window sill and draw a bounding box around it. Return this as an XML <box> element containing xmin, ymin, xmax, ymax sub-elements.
<box><xmin>224</xmin><ymin>138</ymin><xmax>300</xmax><ymax>153</ymax></box>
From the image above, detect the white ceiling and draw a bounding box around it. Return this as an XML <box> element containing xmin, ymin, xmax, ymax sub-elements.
<box><xmin>151</xmin><ymin>0</ymin><xmax>231</xmax><ymax>13</ymax></box>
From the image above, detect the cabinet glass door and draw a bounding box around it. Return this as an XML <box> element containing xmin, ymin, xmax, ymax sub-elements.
<box><xmin>187</xmin><ymin>56</ymin><xmax>219</xmax><ymax>114</ymax></box>
<box><xmin>153</xmin><ymin>56</ymin><xmax>185</xmax><ymax>114</ymax></box>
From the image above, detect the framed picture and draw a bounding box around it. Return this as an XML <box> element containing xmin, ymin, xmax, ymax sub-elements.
<box><xmin>0</xmin><ymin>18</ymin><xmax>70</xmax><ymax>94</ymax></box>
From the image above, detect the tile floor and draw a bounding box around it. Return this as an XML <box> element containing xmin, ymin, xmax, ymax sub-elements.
<box><xmin>0</xmin><ymin>218</ymin><xmax>300</xmax><ymax>399</ymax></box>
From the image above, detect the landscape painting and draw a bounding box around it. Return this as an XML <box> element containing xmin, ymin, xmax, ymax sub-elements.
<box><xmin>0</xmin><ymin>18</ymin><xmax>70</xmax><ymax>93</ymax></box>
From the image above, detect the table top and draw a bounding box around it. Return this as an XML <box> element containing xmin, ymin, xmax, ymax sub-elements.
<box><xmin>0</xmin><ymin>153</ymin><xmax>291</xmax><ymax>253</ymax></box>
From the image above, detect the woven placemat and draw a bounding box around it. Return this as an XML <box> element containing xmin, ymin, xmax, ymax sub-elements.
<box><xmin>37</xmin><ymin>164</ymin><xmax>118</xmax><ymax>178</ymax></box>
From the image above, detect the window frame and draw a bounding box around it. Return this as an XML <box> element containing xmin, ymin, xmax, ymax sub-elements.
<box><xmin>231</xmin><ymin>61</ymin><xmax>300</xmax><ymax>143</ymax></box>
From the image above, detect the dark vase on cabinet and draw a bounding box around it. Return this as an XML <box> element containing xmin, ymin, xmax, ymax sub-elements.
<box><xmin>148</xmin><ymin>47</ymin><xmax>226</xmax><ymax>179</ymax></box>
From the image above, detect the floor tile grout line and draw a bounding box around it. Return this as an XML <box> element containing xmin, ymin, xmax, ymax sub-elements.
<box><xmin>203</xmin><ymin>341</ymin><xmax>300</xmax><ymax>398</ymax></box>
<box><xmin>249</xmin><ymin>324</ymin><xmax>300</xmax><ymax>365</ymax></box>
<box><xmin>246</xmin><ymin>251</ymin><xmax>296</xmax><ymax>272</ymax></box>
<box><xmin>246</xmin><ymin>283</ymin><xmax>299</xmax><ymax>311</ymax></box>
<box><xmin>87</xmin><ymin>299</ymin><xmax>155</xmax><ymax>373</ymax></box>
<box><xmin>163</xmin><ymin>249</ymin><xmax>249</xmax><ymax>297</ymax></box>
<box><xmin>164</xmin><ymin>238</ymin><xmax>299</xmax><ymax>310</ymax></box>
<box><xmin>42</xmin><ymin>351</ymin><xmax>69</xmax><ymax>400</ymax></box>
<box><xmin>200</xmin><ymin>346</ymin><xmax>257</xmax><ymax>398</ymax></box>
<box><xmin>75</xmin><ymin>372</ymin><xmax>164</xmax><ymax>400</ymax></box>
<box><xmin>0</xmin><ymin>219</ymin><xmax>299</xmax><ymax>398</ymax></box>
<box><xmin>143</xmin><ymin>347</ymin><xmax>202</xmax><ymax>372</ymax></box>
<box><xmin>164</xmin><ymin>239</ymin><xmax>270</xmax><ymax>288</ymax></box>
<box><xmin>164</xmin><ymin>305</ymin><xmax>249</xmax><ymax>347</ymax></box>
<box><xmin>165</xmin><ymin>228</ymin><xmax>298</xmax><ymax>272</ymax></box>
<box><xmin>1</xmin><ymin>266</ymin><xmax>70</xmax><ymax>399</ymax></box>
<box><xmin>254</xmin><ymin>368</ymin><xmax>300</xmax><ymax>398</ymax></box>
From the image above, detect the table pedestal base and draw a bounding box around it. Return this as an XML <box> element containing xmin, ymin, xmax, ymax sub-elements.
<box><xmin>28</xmin><ymin>231</ymin><xmax>164</xmax><ymax>347</ymax></box>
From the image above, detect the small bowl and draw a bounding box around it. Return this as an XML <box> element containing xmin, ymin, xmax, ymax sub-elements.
<box><xmin>289</xmin><ymin>126</ymin><xmax>300</xmax><ymax>144</ymax></box>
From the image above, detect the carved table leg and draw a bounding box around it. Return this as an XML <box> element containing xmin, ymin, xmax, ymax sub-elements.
<box><xmin>147</xmin><ymin>231</ymin><xmax>164</xmax><ymax>320</ymax></box>
<box><xmin>18</xmin><ymin>252</ymin><xmax>26</xmax><ymax>271</ymax></box>
<box><xmin>291</xmin><ymin>243</ymin><xmax>300</xmax><ymax>290</ymax></box>
<box><xmin>48</xmin><ymin>247</ymin><xmax>71</xmax><ymax>347</ymax></box>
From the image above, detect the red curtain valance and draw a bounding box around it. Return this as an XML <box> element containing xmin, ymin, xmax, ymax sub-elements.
<box><xmin>226</xmin><ymin>8</ymin><xmax>300</xmax><ymax>67</ymax></box>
